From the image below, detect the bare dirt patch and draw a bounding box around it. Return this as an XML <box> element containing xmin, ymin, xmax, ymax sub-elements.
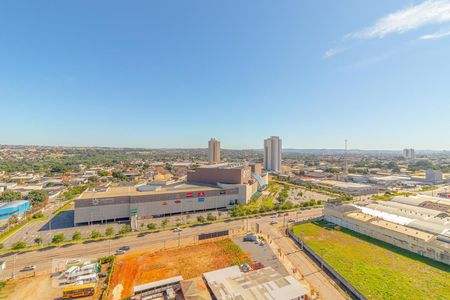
<box><xmin>0</xmin><ymin>274</ymin><xmax>62</xmax><ymax>300</ymax></box>
<box><xmin>108</xmin><ymin>238</ymin><xmax>250</xmax><ymax>299</ymax></box>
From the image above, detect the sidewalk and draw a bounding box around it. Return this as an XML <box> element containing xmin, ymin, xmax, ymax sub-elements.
<box><xmin>260</xmin><ymin>223</ymin><xmax>349</xmax><ymax>300</ymax></box>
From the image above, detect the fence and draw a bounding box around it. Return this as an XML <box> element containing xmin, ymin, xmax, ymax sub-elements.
<box><xmin>286</xmin><ymin>228</ymin><xmax>367</xmax><ymax>300</ymax></box>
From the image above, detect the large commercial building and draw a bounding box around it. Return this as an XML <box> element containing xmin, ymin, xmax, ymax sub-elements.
<box><xmin>324</xmin><ymin>196</ymin><xmax>450</xmax><ymax>265</ymax></box>
<box><xmin>426</xmin><ymin>168</ymin><xmax>444</xmax><ymax>184</ymax></box>
<box><xmin>264</xmin><ymin>136</ymin><xmax>282</xmax><ymax>173</ymax></box>
<box><xmin>74</xmin><ymin>164</ymin><xmax>268</xmax><ymax>226</ymax></box>
<box><xmin>208</xmin><ymin>138</ymin><xmax>220</xmax><ymax>165</ymax></box>
<box><xmin>0</xmin><ymin>200</ymin><xmax>30</xmax><ymax>221</ymax></box>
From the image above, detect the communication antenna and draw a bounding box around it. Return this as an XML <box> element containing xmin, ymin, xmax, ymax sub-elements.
<box><xmin>344</xmin><ymin>139</ymin><xmax>348</xmax><ymax>175</ymax></box>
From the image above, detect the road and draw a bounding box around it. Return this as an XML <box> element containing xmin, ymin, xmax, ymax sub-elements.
<box><xmin>0</xmin><ymin>209</ymin><xmax>320</xmax><ymax>278</ymax></box>
<box><xmin>261</xmin><ymin>223</ymin><xmax>348</xmax><ymax>300</ymax></box>
<box><xmin>0</xmin><ymin>208</ymin><xmax>348</xmax><ymax>300</ymax></box>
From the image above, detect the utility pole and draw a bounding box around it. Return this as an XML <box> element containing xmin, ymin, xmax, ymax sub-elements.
<box><xmin>12</xmin><ymin>253</ymin><xmax>17</xmax><ymax>279</ymax></box>
<box><xmin>108</xmin><ymin>239</ymin><xmax>111</xmax><ymax>256</ymax></box>
<box><xmin>178</xmin><ymin>231</ymin><xmax>181</xmax><ymax>247</ymax></box>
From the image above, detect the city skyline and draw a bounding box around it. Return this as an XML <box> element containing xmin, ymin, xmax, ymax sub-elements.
<box><xmin>1</xmin><ymin>1</ymin><xmax>450</xmax><ymax>150</ymax></box>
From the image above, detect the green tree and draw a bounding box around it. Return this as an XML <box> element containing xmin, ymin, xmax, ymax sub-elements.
<box><xmin>52</xmin><ymin>233</ymin><xmax>65</xmax><ymax>243</ymax></box>
<box><xmin>112</xmin><ymin>171</ymin><xmax>126</xmax><ymax>181</ymax></box>
<box><xmin>32</xmin><ymin>212</ymin><xmax>44</xmax><ymax>219</ymax></box>
<box><xmin>72</xmin><ymin>231</ymin><xmax>82</xmax><ymax>240</ymax></box>
<box><xmin>147</xmin><ymin>223</ymin><xmax>156</xmax><ymax>230</ymax></box>
<box><xmin>8</xmin><ymin>215</ymin><xmax>19</xmax><ymax>226</ymax></box>
<box><xmin>12</xmin><ymin>241</ymin><xmax>27</xmax><ymax>250</ymax></box>
<box><xmin>206</xmin><ymin>213</ymin><xmax>216</xmax><ymax>221</ymax></box>
<box><xmin>197</xmin><ymin>215</ymin><xmax>205</xmax><ymax>223</ymax></box>
<box><xmin>88</xmin><ymin>176</ymin><xmax>98</xmax><ymax>183</ymax></box>
<box><xmin>98</xmin><ymin>171</ymin><xmax>109</xmax><ymax>177</ymax></box>
<box><xmin>0</xmin><ymin>190</ymin><xmax>22</xmax><ymax>202</ymax></box>
<box><xmin>26</xmin><ymin>190</ymin><xmax>49</xmax><ymax>205</ymax></box>
<box><xmin>34</xmin><ymin>237</ymin><xmax>43</xmax><ymax>246</ymax></box>
<box><xmin>105</xmin><ymin>227</ymin><xmax>114</xmax><ymax>236</ymax></box>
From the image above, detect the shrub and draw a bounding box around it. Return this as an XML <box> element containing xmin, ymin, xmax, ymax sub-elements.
<box><xmin>98</xmin><ymin>255</ymin><xmax>114</xmax><ymax>264</ymax></box>
<box><xmin>206</xmin><ymin>213</ymin><xmax>216</xmax><ymax>221</ymax></box>
<box><xmin>91</xmin><ymin>230</ymin><xmax>102</xmax><ymax>239</ymax></box>
<box><xmin>119</xmin><ymin>225</ymin><xmax>132</xmax><ymax>235</ymax></box>
<box><xmin>52</xmin><ymin>233</ymin><xmax>65</xmax><ymax>243</ymax></box>
<box><xmin>197</xmin><ymin>215</ymin><xmax>205</xmax><ymax>223</ymax></box>
<box><xmin>12</xmin><ymin>241</ymin><xmax>27</xmax><ymax>250</ymax></box>
<box><xmin>72</xmin><ymin>231</ymin><xmax>81</xmax><ymax>240</ymax></box>
<box><xmin>147</xmin><ymin>223</ymin><xmax>156</xmax><ymax>230</ymax></box>
<box><xmin>105</xmin><ymin>227</ymin><xmax>114</xmax><ymax>236</ymax></box>
<box><xmin>32</xmin><ymin>212</ymin><xmax>44</xmax><ymax>219</ymax></box>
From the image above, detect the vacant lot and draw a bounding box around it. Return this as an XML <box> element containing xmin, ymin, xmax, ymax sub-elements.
<box><xmin>108</xmin><ymin>238</ymin><xmax>250</xmax><ymax>300</ymax></box>
<box><xmin>292</xmin><ymin>222</ymin><xmax>450</xmax><ymax>300</ymax></box>
<box><xmin>0</xmin><ymin>274</ymin><xmax>62</xmax><ymax>300</ymax></box>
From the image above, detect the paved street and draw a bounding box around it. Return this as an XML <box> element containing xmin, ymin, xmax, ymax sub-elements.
<box><xmin>0</xmin><ymin>208</ymin><xmax>350</xmax><ymax>300</ymax></box>
<box><xmin>0</xmin><ymin>210</ymin><xmax>319</xmax><ymax>276</ymax></box>
<box><xmin>260</xmin><ymin>222</ymin><xmax>349</xmax><ymax>300</ymax></box>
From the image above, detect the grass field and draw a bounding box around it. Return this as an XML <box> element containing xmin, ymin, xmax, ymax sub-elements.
<box><xmin>292</xmin><ymin>221</ymin><xmax>450</xmax><ymax>300</ymax></box>
<box><xmin>108</xmin><ymin>238</ymin><xmax>250</xmax><ymax>300</ymax></box>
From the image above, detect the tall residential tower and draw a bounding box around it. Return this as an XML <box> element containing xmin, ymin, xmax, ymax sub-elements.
<box><xmin>264</xmin><ymin>136</ymin><xmax>282</xmax><ymax>172</ymax></box>
<box><xmin>208</xmin><ymin>138</ymin><xmax>221</xmax><ymax>165</ymax></box>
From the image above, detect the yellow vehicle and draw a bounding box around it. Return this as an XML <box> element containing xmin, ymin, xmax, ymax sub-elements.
<box><xmin>62</xmin><ymin>282</ymin><xmax>96</xmax><ymax>298</ymax></box>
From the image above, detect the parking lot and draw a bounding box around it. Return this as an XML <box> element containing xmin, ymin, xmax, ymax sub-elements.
<box><xmin>233</xmin><ymin>237</ymin><xmax>288</xmax><ymax>276</ymax></box>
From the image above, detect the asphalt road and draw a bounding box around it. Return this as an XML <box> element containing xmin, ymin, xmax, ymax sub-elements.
<box><xmin>261</xmin><ymin>223</ymin><xmax>348</xmax><ymax>300</ymax></box>
<box><xmin>0</xmin><ymin>209</ymin><xmax>323</xmax><ymax>281</ymax></box>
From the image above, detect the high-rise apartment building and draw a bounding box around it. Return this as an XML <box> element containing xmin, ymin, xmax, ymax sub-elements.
<box><xmin>208</xmin><ymin>138</ymin><xmax>221</xmax><ymax>165</ymax></box>
<box><xmin>264</xmin><ymin>136</ymin><xmax>282</xmax><ymax>172</ymax></box>
<box><xmin>403</xmin><ymin>148</ymin><xmax>415</xmax><ymax>160</ymax></box>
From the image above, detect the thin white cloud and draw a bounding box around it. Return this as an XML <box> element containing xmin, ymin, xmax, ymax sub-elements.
<box><xmin>324</xmin><ymin>47</ymin><xmax>346</xmax><ymax>58</ymax></box>
<box><xmin>348</xmin><ymin>0</ymin><xmax>450</xmax><ymax>39</ymax></box>
<box><xmin>420</xmin><ymin>28</ymin><xmax>450</xmax><ymax>39</ymax></box>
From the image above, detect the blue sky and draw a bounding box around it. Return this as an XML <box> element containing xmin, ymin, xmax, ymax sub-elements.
<box><xmin>1</xmin><ymin>1</ymin><xmax>450</xmax><ymax>150</ymax></box>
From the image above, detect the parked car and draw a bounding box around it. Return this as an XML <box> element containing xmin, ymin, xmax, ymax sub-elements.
<box><xmin>118</xmin><ymin>246</ymin><xmax>130</xmax><ymax>251</ymax></box>
<box><xmin>98</xmin><ymin>273</ymin><xmax>108</xmax><ymax>278</ymax></box>
<box><xmin>172</xmin><ymin>228</ymin><xmax>182</xmax><ymax>232</ymax></box>
<box><xmin>67</xmin><ymin>258</ymin><xmax>81</xmax><ymax>265</ymax></box>
<box><xmin>288</xmin><ymin>218</ymin><xmax>295</xmax><ymax>223</ymax></box>
<box><xmin>270</xmin><ymin>220</ymin><xmax>278</xmax><ymax>225</ymax></box>
<box><xmin>259</xmin><ymin>240</ymin><xmax>265</xmax><ymax>246</ymax></box>
<box><xmin>243</xmin><ymin>233</ymin><xmax>258</xmax><ymax>242</ymax></box>
<box><xmin>115</xmin><ymin>250</ymin><xmax>126</xmax><ymax>255</ymax></box>
<box><xmin>241</xmin><ymin>263</ymin><xmax>252</xmax><ymax>272</ymax></box>
<box><xmin>21</xmin><ymin>265</ymin><xmax>36</xmax><ymax>272</ymax></box>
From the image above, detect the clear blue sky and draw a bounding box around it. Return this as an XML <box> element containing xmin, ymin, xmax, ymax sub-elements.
<box><xmin>1</xmin><ymin>1</ymin><xmax>449</xmax><ymax>150</ymax></box>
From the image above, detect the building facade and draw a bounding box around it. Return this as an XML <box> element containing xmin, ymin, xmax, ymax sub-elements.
<box><xmin>324</xmin><ymin>202</ymin><xmax>450</xmax><ymax>265</ymax></box>
<box><xmin>0</xmin><ymin>200</ymin><xmax>30</xmax><ymax>221</ymax></box>
<box><xmin>263</xmin><ymin>136</ymin><xmax>282</xmax><ymax>173</ymax></box>
<box><xmin>208</xmin><ymin>138</ymin><xmax>221</xmax><ymax>165</ymax></box>
<box><xmin>403</xmin><ymin>148</ymin><xmax>415</xmax><ymax>160</ymax></box>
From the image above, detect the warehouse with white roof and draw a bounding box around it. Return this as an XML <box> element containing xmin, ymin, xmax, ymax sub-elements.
<box><xmin>324</xmin><ymin>197</ymin><xmax>450</xmax><ymax>265</ymax></box>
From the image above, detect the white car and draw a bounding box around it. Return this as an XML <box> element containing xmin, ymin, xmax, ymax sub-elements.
<box><xmin>115</xmin><ymin>250</ymin><xmax>126</xmax><ymax>255</ymax></box>
<box><xmin>172</xmin><ymin>227</ymin><xmax>182</xmax><ymax>232</ymax></box>
<box><xmin>21</xmin><ymin>265</ymin><xmax>36</xmax><ymax>272</ymax></box>
<box><xmin>67</xmin><ymin>259</ymin><xmax>81</xmax><ymax>265</ymax></box>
